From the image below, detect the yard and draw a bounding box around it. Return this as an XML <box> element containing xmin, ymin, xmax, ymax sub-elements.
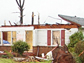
<box><xmin>0</xmin><ymin>58</ymin><xmax>52</xmax><ymax>63</ymax></box>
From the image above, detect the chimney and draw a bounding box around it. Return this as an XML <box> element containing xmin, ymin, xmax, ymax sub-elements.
<box><xmin>32</xmin><ymin>12</ymin><xmax>34</xmax><ymax>25</ymax></box>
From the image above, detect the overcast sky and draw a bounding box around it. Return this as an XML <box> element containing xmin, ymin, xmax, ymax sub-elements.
<box><xmin>0</xmin><ymin>0</ymin><xmax>84</xmax><ymax>25</ymax></box>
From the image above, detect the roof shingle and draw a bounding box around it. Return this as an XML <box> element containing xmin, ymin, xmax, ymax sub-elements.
<box><xmin>58</xmin><ymin>14</ymin><xmax>84</xmax><ymax>26</ymax></box>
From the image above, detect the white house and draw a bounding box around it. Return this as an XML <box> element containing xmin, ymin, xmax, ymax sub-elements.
<box><xmin>0</xmin><ymin>24</ymin><xmax>78</xmax><ymax>55</ymax></box>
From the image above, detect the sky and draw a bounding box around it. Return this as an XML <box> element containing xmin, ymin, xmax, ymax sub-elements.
<box><xmin>0</xmin><ymin>0</ymin><xmax>84</xmax><ymax>25</ymax></box>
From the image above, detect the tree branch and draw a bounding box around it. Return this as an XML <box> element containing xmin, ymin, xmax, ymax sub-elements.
<box><xmin>16</xmin><ymin>0</ymin><xmax>20</xmax><ymax>7</ymax></box>
<box><xmin>19</xmin><ymin>0</ymin><xmax>21</xmax><ymax>7</ymax></box>
<box><xmin>22</xmin><ymin>0</ymin><xmax>25</xmax><ymax>7</ymax></box>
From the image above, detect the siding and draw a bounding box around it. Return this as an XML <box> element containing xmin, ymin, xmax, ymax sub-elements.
<box><xmin>65</xmin><ymin>28</ymin><xmax>78</xmax><ymax>45</ymax></box>
<box><xmin>37</xmin><ymin>30</ymin><xmax>47</xmax><ymax>46</ymax></box>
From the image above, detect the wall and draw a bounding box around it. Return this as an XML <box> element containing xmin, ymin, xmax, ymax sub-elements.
<box><xmin>34</xmin><ymin>29</ymin><xmax>64</xmax><ymax>46</ymax></box>
<box><xmin>33</xmin><ymin>46</ymin><xmax>55</xmax><ymax>56</ymax></box>
<box><xmin>65</xmin><ymin>28</ymin><xmax>78</xmax><ymax>45</ymax></box>
<box><xmin>0</xmin><ymin>46</ymin><xmax>11</xmax><ymax>52</ymax></box>
<box><xmin>0</xmin><ymin>26</ymin><xmax>34</xmax><ymax>46</ymax></box>
<box><xmin>36</xmin><ymin>30</ymin><xmax>47</xmax><ymax>46</ymax></box>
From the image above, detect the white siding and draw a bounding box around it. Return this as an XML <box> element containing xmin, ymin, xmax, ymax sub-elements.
<box><xmin>65</xmin><ymin>28</ymin><xmax>78</xmax><ymax>45</ymax></box>
<box><xmin>36</xmin><ymin>30</ymin><xmax>47</xmax><ymax>46</ymax></box>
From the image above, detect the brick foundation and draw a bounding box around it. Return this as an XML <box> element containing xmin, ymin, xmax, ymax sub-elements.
<box><xmin>0</xmin><ymin>46</ymin><xmax>57</xmax><ymax>57</ymax></box>
<box><xmin>0</xmin><ymin>46</ymin><xmax>11</xmax><ymax>52</ymax></box>
<box><xmin>33</xmin><ymin>46</ymin><xmax>56</xmax><ymax>56</ymax></box>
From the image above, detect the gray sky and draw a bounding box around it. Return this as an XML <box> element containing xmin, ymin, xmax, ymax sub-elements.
<box><xmin>0</xmin><ymin>0</ymin><xmax>84</xmax><ymax>25</ymax></box>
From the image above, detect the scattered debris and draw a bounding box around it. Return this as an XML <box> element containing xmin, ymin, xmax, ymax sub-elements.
<box><xmin>52</xmin><ymin>45</ymin><xmax>76</xmax><ymax>63</ymax></box>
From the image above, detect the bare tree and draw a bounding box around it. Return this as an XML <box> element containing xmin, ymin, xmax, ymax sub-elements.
<box><xmin>16</xmin><ymin>0</ymin><xmax>25</xmax><ymax>24</ymax></box>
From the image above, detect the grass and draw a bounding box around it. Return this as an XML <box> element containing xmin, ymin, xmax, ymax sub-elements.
<box><xmin>0</xmin><ymin>58</ymin><xmax>52</xmax><ymax>63</ymax></box>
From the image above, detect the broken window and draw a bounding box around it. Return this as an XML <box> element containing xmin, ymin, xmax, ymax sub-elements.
<box><xmin>52</xmin><ymin>31</ymin><xmax>60</xmax><ymax>45</ymax></box>
<box><xmin>2</xmin><ymin>31</ymin><xmax>16</xmax><ymax>45</ymax></box>
<box><xmin>3</xmin><ymin>31</ymin><xmax>11</xmax><ymax>44</ymax></box>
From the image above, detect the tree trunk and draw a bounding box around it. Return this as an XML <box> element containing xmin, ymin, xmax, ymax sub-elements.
<box><xmin>20</xmin><ymin>8</ymin><xmax>23</xmax><ymax>24</ymax></box>
<box><xmin>16</xmin><ymin>0</ymin><xmax>25</xmax><ymax>25</ymax></box>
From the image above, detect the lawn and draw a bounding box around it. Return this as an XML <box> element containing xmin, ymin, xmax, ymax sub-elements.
<box><xmin>0</xmin><ymin>58</ymin><xmax>52</xmax><ymax>63</ymax></box>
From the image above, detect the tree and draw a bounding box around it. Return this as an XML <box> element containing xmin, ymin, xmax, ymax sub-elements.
<box><xmin>16</xmin><ymin>0</ymin><xmax>25</xmax><ymax>24</ymax></box>
<box><xmin>68</xmin><ymin>31</ymin><xmax>83</xmax><ymax>52</ymax></box>
<box><xmin>68</xmin><ymin>31</ymin><xmax>83</xmax><ymax>48</ymax></box>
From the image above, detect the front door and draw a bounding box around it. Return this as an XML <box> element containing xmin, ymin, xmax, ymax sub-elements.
<box><xmin>26</xmin><ymin>31</ymin><xmax>33</xmax><ymax>52</ymax></box>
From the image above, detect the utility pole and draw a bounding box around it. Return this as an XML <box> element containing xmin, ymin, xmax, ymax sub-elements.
<box><xmin>16</xmin><ymin>0</ymin><xmax>25</xmax><ymax>25</ymax></box>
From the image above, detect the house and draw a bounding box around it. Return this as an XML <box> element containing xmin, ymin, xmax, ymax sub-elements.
<box><xmin>58</xmin><ymin>14</ymin><xmax>84</xmax><ymax>35</ymax></box>
<box><xmin>0</xmin><ymin>23</ymin><xmax>78</xmax><ymax>56</ymax></box>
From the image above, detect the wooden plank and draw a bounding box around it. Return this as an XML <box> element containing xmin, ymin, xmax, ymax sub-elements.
<box><xmin>12</xmin><ymin>31</ymin><xmax>16</xmax><ymax>43</ymax></box>
<box><xmin>7</xmin><ymin>31</ymin><xmax>11</xmax><ymax>44</ymax></box>
<box><xmin>26</xmin><ymin>31</ymin><xmax>33</xmax><ymax>52</ymax></box>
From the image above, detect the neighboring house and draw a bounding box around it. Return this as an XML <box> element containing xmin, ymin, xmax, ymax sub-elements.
<box><xmin>0</xmin><ymin>23</ymin><xmax>78</xmax><ymax>55</ymax></box>
<box><xmin>58</xmin><ymin>14</ymin><xmax>84</xmax><ymax>35</ymax></box>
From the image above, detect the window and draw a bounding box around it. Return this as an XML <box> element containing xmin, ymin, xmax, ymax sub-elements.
<box><xmin>52</xmin><ymin>31</ymin><xmax>60</xmax><ymax>45</ymax></box>
<box><xmin>3</xmin><ymin>31</ymin><xmax>11</xmax><ymax>44</ymax></box>
<box><xmin>2</xmin><ymin>31</ymin><xmax>16</xmax><ymax>45</ymax></box>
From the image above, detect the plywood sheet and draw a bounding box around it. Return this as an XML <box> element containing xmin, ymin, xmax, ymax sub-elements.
<box><xmin>12</xmin><ymin>31</ymin><xmax>16</xmax><ymax>43</ymax></box>
<box><xmin>7</xmin><ymin>31</ymin><xmax>11</xmax><ymax>44</ymax></box>
<box><xmin>26</xmin><ymin>31</ymin><xmax>33</xmax><ymax>52</ymax></box>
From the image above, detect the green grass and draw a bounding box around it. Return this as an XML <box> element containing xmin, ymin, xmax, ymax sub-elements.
<box><xmin>0</xmin><ymin>58</ymin><xmax>15</xmax><ymax>63</ymax></box>
<box><xmin>0</xmin><ymin>58</ymin><xmax>52</xmax><ymax>63</ymax></box>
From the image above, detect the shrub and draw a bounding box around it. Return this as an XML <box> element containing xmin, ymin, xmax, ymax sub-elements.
<box><xmin>68</xmin><ymin>31</ymin><xmax>83</xmax><ymax>48</ymax></box>
<box><xmin>4</xmin><ymin>50</ymin><xmax>13</xmax><ymax>58</ymax></box>
<box><xmin>74</xmin><ymin>40</ymin><xmax>84</xmax><ymax>54</ymax></box>
<box><xmin>12</xmin><ymin>40</ymin><xmax>30</xmax><ymax>56</ymax></box>
<box><xmin>1</xmin><ymin>55</ymin><xmax>8</xmax><ymax>58</ymax></box>
<box><xmin>74</xmin><ymin>40</ymin><xmax>84</xmax><ymax>62</ymax></box>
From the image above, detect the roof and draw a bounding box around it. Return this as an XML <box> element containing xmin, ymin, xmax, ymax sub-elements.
<box><xmin>1</xmin><ymin>24</ymin><xmax>78</xmax><ymax>29</ymax></box>
<box><xmin>58</xmin><ymin>14</ymin><xmax>84</xmax><ymax>26</ymax></box>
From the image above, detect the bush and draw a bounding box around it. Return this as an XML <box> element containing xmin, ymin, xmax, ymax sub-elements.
<box><xmin>71</xmin><ymin>52</ymin><xmax>82</xmax><ymax>63</ymax></box>
<box><xmin>74</xmin><ymin>40</ymin><xmax>84</xmax><ymax>62</ymax></box>
<box><xmin>74</xmin><ymin>40</ymin><xmax>84</xmax><ymax>54</ymax></box>
<box><xmin>12</xmin><ymin>40</ymin><xmax>30</xmax><ymax>56</ymax></box>
<box><xmin>1</xmin><ymin>55</ymin><xmax>8</xmax><ymax>58</ymax></box>
<box><xmin>68</xmin><ymin>31</ymin><xmax>83</xmax><ymax>48</ymax></box>
<box><xmin>4</xmin><ymin>50</ymin><xmax>13</xmax><ymax>58</ymax></box>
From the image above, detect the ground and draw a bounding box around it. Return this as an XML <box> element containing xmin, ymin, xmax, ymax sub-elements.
<box><xmin>0</xmin><ymin>58</ymin><xmax>52</xmax><ymax>63</ymax></box>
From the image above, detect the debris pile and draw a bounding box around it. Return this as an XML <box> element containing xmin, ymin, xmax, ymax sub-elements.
<box><xmin>52</xmin><ymin>45</ymin><xmax>76</xmax><ymax>63</ymax></box>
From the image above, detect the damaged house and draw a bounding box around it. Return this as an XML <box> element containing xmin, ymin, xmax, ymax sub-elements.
<box><xmin>0</xmin><ymin>15</ymin><xmax>80</xmax><ymax>56</ymax></box>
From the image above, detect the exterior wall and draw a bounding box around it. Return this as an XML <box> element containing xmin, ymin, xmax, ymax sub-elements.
<box><xmin>0</xmin><ymin>26</ymin><xmax>78</xmax><ymax>52</ymax></box>
<box><xmin>0</xmin><ymin>26</ymin><xmax>34</xmax><ymax>46</ymax></box>
<box><xmin>34</xmin><ymin>29</ymin><xmax>66</xmax><ymax>46</ymax></box>
<box><xmin>0</xmin><ymin>46</ymin><xmax>11</xmax><ymax>52</ymax></box>
<box><xmin>36</xmin><ymin>30</ymin><xmax>47</xmax><ymax>46</ymax></box>
<box><xmin>80</xmin><ymin>26</ymin><xmax>84</xmax><ymax>36</ymax></box>
<box><xmin>65</xmin><ymin>28</ymin><xmax>78</xmax><ymax>45</ymax></box>
<box><xmin>33</xmin><ymin>46</ymin><xmax>55</xmax><ymax>56</ymax></box>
